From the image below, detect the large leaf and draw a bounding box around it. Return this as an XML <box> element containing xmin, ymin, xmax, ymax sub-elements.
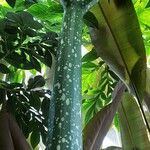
<box><xmin>118</xmin><ymin>92</ymin><xmax>150</xmax><ymax>149</ymax></box>
<box><xmin>83</xmin><ymin>81</ymin><xmax>126</xmax><ymax>150</ymax></box>
<box><xmin>88</xmin><ymin>0</ymin><xmax>146</xmax><ymax>99</ymax></box>
<box><xmin>144</xmin><ymin>68</ymin><xmax>150</xmax><ymax>110</ymax></box>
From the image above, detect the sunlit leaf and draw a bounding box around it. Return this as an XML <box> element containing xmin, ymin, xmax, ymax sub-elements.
<box><xmin>89</xmin><ymin>0</ymin><xmax>146</xmax><ymax>100</ymax></box>
<box><xmin>138</xmin><ymin>8</ymin><xmax>150</xmax><ymax>27</ymax></box>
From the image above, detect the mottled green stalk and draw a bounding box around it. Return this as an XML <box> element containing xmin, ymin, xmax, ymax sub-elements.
<box><xmin>47</xmin><ymin>0</ymin><xmax>98</xmax><ymax>150</ymax></box>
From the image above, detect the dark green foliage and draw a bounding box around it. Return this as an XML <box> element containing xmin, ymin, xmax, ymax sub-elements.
<box><xmin>24</xmin><ymin>0</ymin><xmax>38</xmax><ymax>8</ymax></box>
<box><xmin>0</xmin><ymin>2</ymin><xmax>59</xmax><ymax>147</ymax></box>
<box><xmin>146</xmin><ymin>0</ymin><xmax>150</xmax><ymax>8</ymax></box>
<box><xmin>0</xmin><ymin>63</ymin><xmax>10</xmax><ymax>74</ymax></box>
<box><xmin>27</xmin><ymin>75</ymin><xmax>46</xmax><ymax>90</ymax></box>
<box><xmin>0</xmin><ymin>11</ymin><xmax>58</xmax><ymax>73</ymax></box>
<box><xmin>31</xmin><ymin>131</ymin><xmax>40</xmax><ymax>149</ymax></box>
<box><xmin>6</xmin><ymin>0</ymin><xmax>16</xmax><ymax>8</ymax></box>
<box><xmin>83</xmin><ymin>11</ymin><xmax>99</xmax><ymax>29</ymax></box>
<box><xmin>0</xmin><ymin>76</ymin><xmax>50</xmax><ymax>149</ymax></box>
<box><xmin>82</xmin><ymin>48</ymin><xmax>98</xmax><ymax>62</ymax></box>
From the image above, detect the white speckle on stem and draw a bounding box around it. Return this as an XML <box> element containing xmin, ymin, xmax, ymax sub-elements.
<box><xmin>57</xmin><ymin>66</ymin><xmax>60</xmax><ymax>71</ymax></box>
<box><xmin>57</xmin><ymin>145</ymin><xmax>61</xmax><ymax>150</ymax></box>
<box><xmin>58</xmin><ymin>123</ymin><xmax>62</xmax><ymax>128</ymax></box>
<box><xmin>62</xmin><ymin>138</ymin><xmax>66</xmax><ymax>143</ymax></box>
<box><xmin>55</xmin><ymin>82</ymin><xmax>61</xmax><ymax>89</ymax></box>
<box><xmin>66</xmin><ymin>99</ymin><xmax>70</xmax><ymax>105</ymax></box>
<box><xmin>61</xmin><ymin>93</ymin><xmax>66</xmax><ymax>101</ymax></box>
<box><xmin>61</xmin><ymin>117</ymin><xmax>65</xmax><ymax>121</ymax></box>
<box><xmin>69</xmin><ymin>63</ymin><xmax>72</xmax><ymax>67</ymax></box>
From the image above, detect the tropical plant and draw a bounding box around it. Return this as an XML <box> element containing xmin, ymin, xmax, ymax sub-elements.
<box><xmin>0</xmin><ymin>0</ymin><xmax>58</xmax><ymax>149</ymax></box>
<box><xmin>0</xmin><ymin>0</ymin><xmax>150</xmax><ymax>150</ymax></box>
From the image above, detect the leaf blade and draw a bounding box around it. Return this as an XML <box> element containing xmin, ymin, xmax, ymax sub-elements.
<box><xmin>118</xmin><ymin>93</ymin><xmax>150</xmax><ymax>149</ymax></box>
<box><xmin>89</xmin><ymin>0</ymin><xmax>146</xmax><ymax>99</ymax></box>
<box><xmin>83</xmin><ymin>81</ymin><xmax>126</xmax><ymax>150</ymax></box>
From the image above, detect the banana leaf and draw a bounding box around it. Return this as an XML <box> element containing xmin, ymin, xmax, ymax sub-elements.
<box><xmin>118</xmin><ymin>92</ymin><xmax>150</xmax><ymax>149</ymax></box>
<box><xmin>83</xmin><ymin>81</ymin><xmax>126</xmax><ymax>150</ymax></box>
<box><xmin>144</xmin><ymin>68</ymin><xmax>150</xmax><ymax>110</ymax></box>
<box><xmin>89</xmin><ymin>0</ymin><xmax>146</xmax><ymax>99</ymax></box>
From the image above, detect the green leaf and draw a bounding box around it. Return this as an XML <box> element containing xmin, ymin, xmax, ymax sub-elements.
<box><xmin>19</xmin><ymin>95</ymin><xmax>28</xmax><ymax>103</ymax></box>
<box><xmin>83</xmin><ymin>11</ymin><xmax>99</xmax><ymax>29</ymax></box>
<box><xmin>6</xmin><ymin>11</ymin><xmax>43</xmax><ymax>30</ymax></box>
<box><xmin>134</xmin><ymin>0</ymin><xmax>149</xmax><ymax>10</ymax></box>
<box><xmin>28</xmin><ymin>4</ymin><xmax>49</xmax><ymax>19</ymax></box>
<box><xmin>8</xmin><ymin>83</ymin><xmax>23</xmax><ymax>89</ymax></box>
<box><xmin>6</xmin><ymin>0</ymin><xmax>16</xmax><ymax>8</ymax></box>
<box><xmin>146</xmin><ymin>0</ymin><xmax>150</xmax><ymax>8</ymax></box>
<box><xmin>118</xmin><ymin>92</ymin><xmax>150</xmax><ymax>149</ymax></box>
<box><xmin>0</xmin><ymin>63</ymin><xmax>10</xmax><ymax>74</ymax></box>
<box><xmin>31</xmin><ymin>131</ymin><xmax>40</xmax><ymax>149</ymax></box>
<box><xmin>4</xmin><ymin>23</ymin><xmax>18</xmax><ymax>34</ymax></box>
<box><xmin>6</xmin><ymin>52</ymin><xmax>34</xmax><ymax>70</ymax></box>
<box><xmin>41</xmin><ymin>97</ymin><xmax>50</xmax><ymax>120</ymax></box>
<box><xmin>138</xmin><ymin>8</ymin><xmax>150</xmax><ymax>27</ymax></box>
<box><xmin>24</xmin><ymin>0</ymin><xmax>37</xmax><ymax>8</ymax></box>
<box><xmin>82</xmin><ymin>62</ymin><xmax>97</xmax><ymax>69</ymax></box>
<box><xmin>28</xmin><ymin>3</ymin><xmax>63</xmax><ymax>23</ymax></box>
<box><xmin>82</xmin><ymin>48</ymin><xmax>98</xmax><ymax>62</ymax></box>
<box><xmin>44</xmin><ymin>50</ymin><xmax>52</xmax><ymax>68</ymax></box>
<box><xmin>30</xmin><ymin>56</ymin><xmax>41</xmax><ymax>72</ymax></box>
<box><xmin>30</xmin><ymin>91</ymin><xmax>41</xmax><ymax>110</ymax></box>
<box><xmin>83</xmin><ymin>81</ymin><xmax>126</xmax><ymax>150</ymax></box>
<box><xmin>89</xmin><ymin>0</ymin><xmax>146</xmax><ymax>99</ymax></box>
<box><xmin>41</xmin><ymin>130</ymin><xmax>47</xmax><ymax>145</ymax></box>
<box><xmin>84</xmin><ymin>102</ymin><xmax>95</xmax><ymax>126</ymax></box>
<box><xmin>27</xmin><ymin>75</ymin><xmax>45</xmax><ymax>90</ymax></box>
<box><xmin>25</xmin><ymin>28</ymin><xmax>37</xmax><ymax>37</ymax></box>
<box><xmin>113</xmin><ymin>113</ymin><xmax>120</xmax><ymax>131</ymax></box>
<box><xmin>144</xmin><ymin>68</ymin><xmax>150</xmax><ymax>111</ymax></box>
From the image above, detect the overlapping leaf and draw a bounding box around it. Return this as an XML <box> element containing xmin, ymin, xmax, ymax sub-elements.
<box><xmin>88</xmin><ymin>0</ymin><xmax>146</xmax><ymax>99</ymax></box>
<box><xmin>83</xmin><ymin>81</ymin><xmax>126</xmax><ymax>150</ymax></box>
<box><xmin>118</xmin><ymin>92</ymin><xmax>150</xmax><ymax>149</ymax></box>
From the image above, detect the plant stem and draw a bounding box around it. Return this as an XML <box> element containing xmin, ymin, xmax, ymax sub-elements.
<box><xmin>47</xmin><ymin>2</ymin><xmax>83</xmax><ymax>150</ymax></box>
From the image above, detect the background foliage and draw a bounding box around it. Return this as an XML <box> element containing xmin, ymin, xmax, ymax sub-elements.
<box><xmin>0</xmin><ymin>0</ymin><xmax>150</xmax><ymax>149</ymax></box>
